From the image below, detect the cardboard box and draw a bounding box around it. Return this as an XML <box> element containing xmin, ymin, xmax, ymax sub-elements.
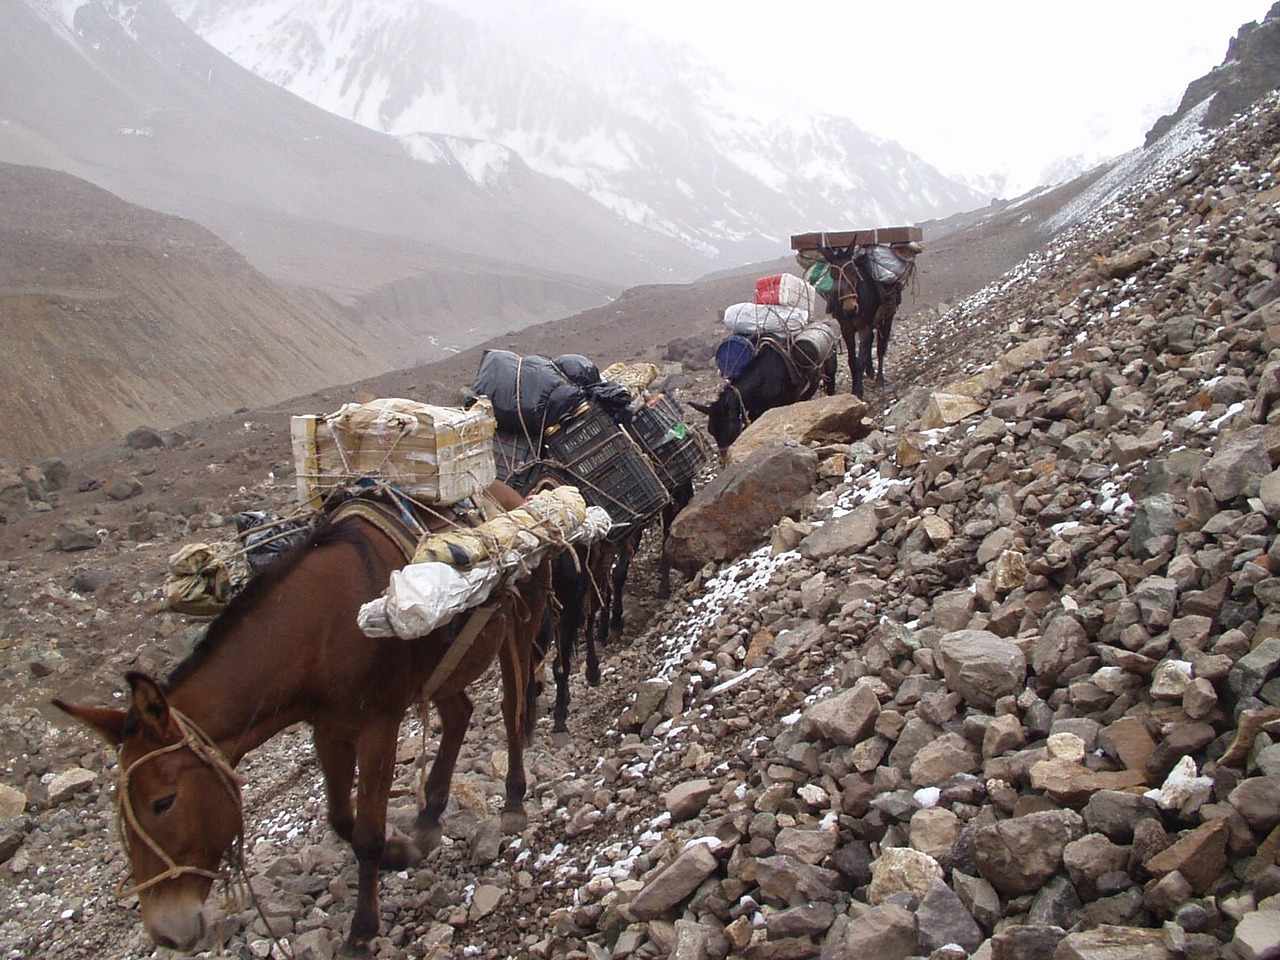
<box><xmin>790</xmin><ymin>226</ymin><xmax>924</xmax><ymax>250</ymax></box>
<box><xmin>292</xmin><ymin>398</ymin><xmax>496</xmax><ymax>509</ymax></box>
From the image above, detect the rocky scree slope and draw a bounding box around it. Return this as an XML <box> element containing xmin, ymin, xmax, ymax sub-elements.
<box><xmin>2</xmin><ymin>93</ymin><xmax>1280</xmax><ymax>960</ymax></box>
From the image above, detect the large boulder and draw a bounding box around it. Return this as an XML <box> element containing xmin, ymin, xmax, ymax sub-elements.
<box><xmin>970</xmin><ymin>809</ymin><xmax>1085</xmax><ymax>896</ymax></box>
<box><xmin>726</xmin><ymin>393</ymin><xmax>869</xmax><ymax>465</ymax></box>
<box><xmin>666</xmin><ymin>439</ymin><xmax>818</xmax><ymax>574</ymax></box>
<box><xmin>936</xmin><ymin>629</ymin><xmax>1028</xmax><ymax>710</ymax></box>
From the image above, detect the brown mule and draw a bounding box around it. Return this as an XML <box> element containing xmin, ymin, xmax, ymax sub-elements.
<box><xmin>55</xmin><ymin>481</ymin><xmax>551</xmax><ymax>954</ymax></box>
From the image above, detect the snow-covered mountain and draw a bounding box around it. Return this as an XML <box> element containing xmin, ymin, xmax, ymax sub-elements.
<box><xmin>0</xmin><ymin>0</ymin><xmax>700</xmax><ymax>333</ymax></box>
<box><xmin>166</xmin><ymin>0</ymin><xmax>988</xmax><ymax>258</ymax></box>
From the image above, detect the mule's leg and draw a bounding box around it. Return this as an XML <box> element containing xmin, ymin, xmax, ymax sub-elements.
<box><xmin>856</xmin><ymin>326</ymin><xmax>874</xmax><ymax>398</ymax></box>
<box><xmin>876</xmin><ymin>310</ymin><xmax>895</xmax><ymax>385</ymax></box>
<box><xmin>527</xmin><ymin>608</ymin><xmax>555</xmax><ymax>742</ymax></box>
<box><xmin>522</xmin><ymin>560</ymin><xmax>556</xmax><ymax>744</ymax></box>
<box><xmin>657</xmin><ymin>509</ymin><xmax>675</xmax><ymax>600</ymax></box>
<box><xmin>585</xmin><ymin>544</ymin><xmax>608</xmax><ymax>684</ymax></box>
<box><xmin>498</xmin><ymin>623</ymin><xmax>530</xmax><ymax>834</ymax></box>
<box><xmin>839</xmin><ymin>335</ymin><xmax>860</xmax><ymax>396</ymax></box>
<box><xmin>347</xmin><ymin>718</ymin><xmax>402</xmax><ymax>950</ymax></box>
<box><xmin>412</xmin><ymin>692</ymin><xmax>472</xmax><ymax>852</ymax></box>
<box><xmin>585</xmin><ymin>613</ymin><xmax>602</xmax><ymax>685</ymax></box>
<box><xmin>500</xmin><ymin>564</ymin><xmax>551</xmax><ymax>832</ymax></box>
<box><xmin>608</xmin><ymin>535</ymin><xmax>635</xmax><ymax>639</ymax></box>
<box><xmin>851</xmin><ymin>336</ymin><xmax>865</xmax><ymax>399</ymax></box>
<box><xmin>547</xmin><ymin>548</ymin><xmax>588</xmax><ymax>728</ymax></box>
<box><xmin>838</xmin><ymin>317</ymin><xmax>863</xmax><ymax>398</ymax></box>
<box><xmin>314</xmin><ymin>731</ymin><xmax>357</xmax><ymax>842</ymax></box>
<box><xmin>657</xmin><ymin>487</ymin><xmax>691</xmax><ymax>599</ymax></box>
<box><xmin>552</xmin><ymin>614</ymin><xmax>574</xmax><ymax>732</ymax></box>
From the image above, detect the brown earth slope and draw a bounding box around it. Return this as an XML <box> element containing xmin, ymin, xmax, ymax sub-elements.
<box><xmin>2</xmin><ymin>90</ymin><xmax>1279</xmax><ymax>960</ymax></box>
<box><xmin>0</xmin><ymin>163</ymin><xmax>394</xmax><ymax>461</ymax></box>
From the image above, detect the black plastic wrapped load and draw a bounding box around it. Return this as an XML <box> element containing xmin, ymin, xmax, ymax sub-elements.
<box><xmin>552</xmin><ymin>354</ymin><xmax>601</xmax><ymax>387</ymax></box>
<box><xmin>554</xmin><ymin>354</ymin><xmax>633</xmax><ymax>424</ymax></box>
<box><xmin>589</xmin><ymin>381</ymin><xmax>634</xmax><ymax>425</ymax></box>
<box><xmin>235</xmin><ymin>511</ymin><xmax>313</xmax><ymax>574</ymax></box>
<box><xmin>471</xmin><ymin>350</ymin><xmax>586</xmax><ymax>437</ymax></box>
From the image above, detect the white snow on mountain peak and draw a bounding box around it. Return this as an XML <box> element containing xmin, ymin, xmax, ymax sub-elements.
<box><xmin>27</xmin><ymin>0</ymin><xmax>87</xmax><ymax>34</ymax></box>
<box><xmin>163</xmin><ymin>0</ymin><xmax>987</xmax><ymax>257</ymax></box>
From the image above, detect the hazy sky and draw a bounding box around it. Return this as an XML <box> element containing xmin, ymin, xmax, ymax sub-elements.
<box><xmin>584</xmin><ymin>0</ymin><xmax>1274</xmax><ymax>192</ymax></box>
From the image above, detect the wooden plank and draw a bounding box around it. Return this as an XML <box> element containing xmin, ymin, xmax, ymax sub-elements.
<box><xmin>790</xmin><ymin>226</ymin><xmax>923</xmax><ymax>250</ymax></box>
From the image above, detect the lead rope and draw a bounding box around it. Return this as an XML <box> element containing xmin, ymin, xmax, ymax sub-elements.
<box><xmin>727</xmin><ymin>382</ymin><xmax>752</xmax><ymax>429</ymax></box>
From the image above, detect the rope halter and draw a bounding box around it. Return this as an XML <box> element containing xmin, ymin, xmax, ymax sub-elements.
<box><xmin>831</xmin><ymin>258</ymin><xmax>861</xmax><ymax>313</ymax></box>
<box><xmin>115</xmin><ymin>708</ymin><xmax>244</xmax><ymax>900</ymax></box>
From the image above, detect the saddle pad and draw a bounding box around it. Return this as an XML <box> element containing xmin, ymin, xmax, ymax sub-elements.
<box><xmin>329</xmin><ymin>498</ymin><xmax>422</xmax><ymax>562</ymax></box>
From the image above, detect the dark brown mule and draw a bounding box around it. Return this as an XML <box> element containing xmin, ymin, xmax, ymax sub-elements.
<box><xmin>54</xmin><ymin>482</ymin><xmax>551</xmax><ymax>955</ymax></box>
<box><xmin>824</xmin><ymin>254</ymin><xmax>906</xmax><ymax>399</ymax></box>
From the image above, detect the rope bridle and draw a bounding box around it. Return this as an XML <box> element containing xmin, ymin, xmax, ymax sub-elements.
<box><xmin>115</xmin><ymin>707</ymin><xmax>243</xmax><ymax>899</ymax></box>
<box><xmin>115</xmin><ymin>708</ymin><xmax>295</xmax><ymax>957</ymax></box>
<box><xmin>829</xmin><ymin>256</ymin><xmax>863</xmax><ymax>314</ymax></box>
<box><xmin>726</xmin><ymin>381</ymin><xmax>752</xmax><ymax>432</ymax></box>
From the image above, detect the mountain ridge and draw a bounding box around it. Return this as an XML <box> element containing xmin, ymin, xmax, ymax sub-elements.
<box><xmin>167</xmin><ymin>0</ymin><xmax>989</xmax><ymax>254</ymax></box>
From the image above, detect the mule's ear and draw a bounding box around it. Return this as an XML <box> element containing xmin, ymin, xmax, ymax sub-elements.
<box><xmin>687</xmin><ymin>400</ymin><xmax>712</xmax><ymax>415</ymax></box>
<box><xmin>52</xmin><ymin>699</ymin><xmax>128</xmax><ymax>747</ymax></box>
<box><xmin>125</xmin><ymin>672</ymin><xmax>172</xmax><ymax>734</ymax></box>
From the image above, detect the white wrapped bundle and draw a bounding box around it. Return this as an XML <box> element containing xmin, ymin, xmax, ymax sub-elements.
<box><xmin>601</xmin><ymin>362</ymin><xmax>660</xmax><ymax>395</ymax></box>
<box><xmin>722</xmin><ymin>302</ymin><xmax>809</xmax><ymax>338</ymax></box>
<box><xmin>866</xmin><ymin>244</ymin><xmax>915</xmax><ymax>284</ymax></box>
<box><xmin>357</xmin><ymin>489</ymin><xmax>612</xmax><ymax>639</ymax></box>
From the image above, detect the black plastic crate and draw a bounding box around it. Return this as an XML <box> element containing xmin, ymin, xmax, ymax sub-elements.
<box><xmin>545</xmin><ymin>433</ymin><xmax>668</xmax><ymax>533</ymax></box>
<box><xmin>627</xmin><ymin>393</ymin><xmax>708</xmax><ymax>489</ymax></box>
<box><xmin>629</xmin><ymin>393</ymin><xmax>689</xmax><ymax>451</ymax></box>
<box><xmin>649</xmin><ymin>438</ymin><xmax>707</xmax><ymax>489</ymax></box>
<box><xmin>492</xmin><ymin>430</ymin><xmax>546</xmax><ymax>494</ymax></box>
<box><xmin>543</xmin><ymin>402</ymin><xmax>614</xmax><ymax>463</ymax></box>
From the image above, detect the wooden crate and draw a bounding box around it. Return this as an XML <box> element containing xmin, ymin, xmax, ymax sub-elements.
<box><xmin>292</xmin><ymin>397</ymin><xmax>496</xmax><ymax>510</ymax></box>
<box><xmin>790</xmin><ymin>226</ymin><xmax>924</xmax><ymax>250</ymax></box>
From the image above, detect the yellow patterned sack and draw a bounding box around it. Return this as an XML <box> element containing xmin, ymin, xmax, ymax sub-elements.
<box><xmin>601</xmin><ymin>362</ymin><xmax>660</xmax><ymax>396</ymax></box>
<box><xmin>164</xmin><ymin>543</ymin><xmax>232</xmax><ymax>616</ymax></box>
<box><xmin>412</xmin><ymin>486</ymin><xmax>588</xmax><ymax>568</ymax></box>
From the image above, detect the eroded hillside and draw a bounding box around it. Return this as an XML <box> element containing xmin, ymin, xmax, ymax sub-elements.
<box><xmin>1</xmin><ymin>76</ymin><xmax>1279</xmax><ymax>960</ymax></box>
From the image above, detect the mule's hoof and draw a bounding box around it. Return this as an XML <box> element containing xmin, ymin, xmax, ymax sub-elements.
<box><xmin>339</xmin><ymin>938</ymin><xmax>373</xmax><ymax>959</ymax></box>
<box><xmin>412</xmin><ymin>817</ymin><xmax>444</xmax><ymax>853</ymax></box>
<box><xmin>585</xmin><ymin>666</ymin><xmax>601</xmax><ymax>686</ymax></box>
<box><xmin>381</xmin><ymin>833</ymin><xmax>423</xmax><ymax>871</ymax></box>
<box><xmin>501</xmin><ymin>809</ymin><xmax>528</xmax><ymax>835</ymax></box>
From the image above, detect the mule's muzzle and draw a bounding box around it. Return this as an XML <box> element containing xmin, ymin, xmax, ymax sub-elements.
<box><xmin>147</xmin><ymin>903</ymin><xmax>208</xmax><ymax>953</ymax></box>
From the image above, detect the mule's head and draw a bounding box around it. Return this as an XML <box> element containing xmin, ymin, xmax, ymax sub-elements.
<box><xmin>830</xmin><ymin>258</ymin><xmax>860</xmax><ymax>316</ymax></box>
<box><xmin>54</xmin><ymin>672</ymin><xmax>242</xmax><ymax>952</ymax></box>
<box><xmin>688</xmin><ymin>387</ymin><xmax>746</xmax><ymax>460</ymax></box>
